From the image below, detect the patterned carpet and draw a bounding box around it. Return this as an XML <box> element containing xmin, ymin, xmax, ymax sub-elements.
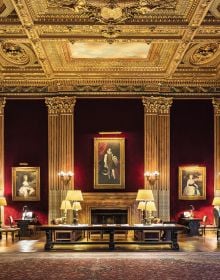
<box><xmin>1</xmin><ymin>252</ymin><xmax>220</xmax><ymax>280</ymax></box>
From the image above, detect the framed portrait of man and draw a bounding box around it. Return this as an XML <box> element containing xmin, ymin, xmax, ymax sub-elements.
<box><xmin>12</xmin><ymin>166</ymin><xmax>40</xmax><ymax>201</ymax></box>
<box><xmin>178</xmin><ymin>165</ymin><xmax>206</xmax><ymax>200</ymax></box>
<box><xmin>94</xmin><ymin>138</ymin><xmax>125</xmax><ymax>189</ymax></box>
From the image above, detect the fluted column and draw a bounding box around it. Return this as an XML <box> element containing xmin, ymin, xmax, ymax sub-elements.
<box><xmin>0</xmin><ymin>98</ymin><xmax>6</xmax><ymax>225</ymax></box>
<box><xmin>0</xmin><ymin>98</ymin><xmax>6</xmax><ymax>195</ymax></box>
<box><xmin>45</xmin><ymin>96</ymin><xmax>76</xmax><ymax>222</ymax></box>
<box><xmin>212</xmin><ymin>99</ymin><xmax>220</xmax><ymax>194</ymax></box>
<box><xmin>142</xmin><ymin>96</ymin><xmax>172</xmax><ymax>221</ymax></box>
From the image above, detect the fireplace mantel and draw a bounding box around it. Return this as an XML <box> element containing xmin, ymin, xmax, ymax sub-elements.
<box><xmin>79</xmin><ymin>192</ymin><xmax>139</xmax><ymax>225</ymax></box>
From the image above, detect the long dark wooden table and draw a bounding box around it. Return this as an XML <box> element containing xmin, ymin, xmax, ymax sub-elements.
<box><xmin>40</xmin><ymin>223</ymin><xmax>185</xmax><ymax>251</ymax></box>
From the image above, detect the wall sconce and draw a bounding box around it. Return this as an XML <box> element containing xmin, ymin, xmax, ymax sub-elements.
<box><xmin>66</xmin><ymin>190</ymin><xmax>83</xmax><ymax>225</ymax></box>
<box><xmin>60</xmin><ymin>200</ymin><xmax>72</xmax><ymax>224</ymax></box>
<box><xmin>58</xmin><ymin>171</ymin><xmax>74</xmax><ymax>186</ymax></box>
<box><xmin>0</xmin><ymin>196</ymin><xmax>7</xmax><ymax>228</ymax></box>
<box><xmin>144</xmin><ymin>171</ymin><xmax>159</xmax><ymax>186</ymax></box>
<box><xmin>136</xmin><ymin>189</ymin><xmax>154</xmax><ymax>225</ymax></box>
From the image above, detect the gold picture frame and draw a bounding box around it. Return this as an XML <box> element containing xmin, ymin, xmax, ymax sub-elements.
<box><xmin>94</xmin><ymin>137</ymin><xmax>125</xmax><ymax>189</ymax></box>
<box><xmin>12</xmin><ymin>166</ymin><xmax>40</xmax><ymax>201</ymax></box>
<box><xmin>178</xmin><ymin>165</ymin><xmax>206</xmax><ymax>200</ymax></box>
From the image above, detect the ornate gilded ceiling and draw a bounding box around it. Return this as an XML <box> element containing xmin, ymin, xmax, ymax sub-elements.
<box><xmin>0</xmin><ymin>0</ymin><xmax>219</xmax><ymax>96</ymax></box>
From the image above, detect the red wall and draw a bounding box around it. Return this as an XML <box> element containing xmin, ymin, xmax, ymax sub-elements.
<box><xmin>74</xmin><ymin>99</ymin><xmax>144</xmax><ymax>192</ymax></box>
<box><xmin>170</xmin><ymin>100</ymin><xmax>214</xmax><ymax>223</ymax></box>
<box><xmin>3</xmin><ymin>98</ymin><xmax>214</xmax><ymax>224</ymax></box>
<box><xmin>4</xmin><ymin>100</ymin><xmax>48</xmax><ymax>224</ymax></box>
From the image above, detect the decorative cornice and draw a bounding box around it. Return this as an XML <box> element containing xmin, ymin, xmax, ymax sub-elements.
<box><xmin>0</xmin><ymin>84</ymin><xmax>220</xmax><ymax>97</ymax></box>
<box><xmin>142</xmin><ymin>96</ymin><xmax>173</xmax><ymax>114</ymax></box>
<box><xmin>45</xmin><ymin>96</ymin><xmax>76</xmax><ymax>114</ymax></box>
<box><xmin>0</xmin><ymin>97</ymin><xmax>6</xmax><ymax>114</ymax></box>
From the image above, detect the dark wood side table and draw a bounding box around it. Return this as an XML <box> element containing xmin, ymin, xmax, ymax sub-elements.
<box><xmin>15</xmin><ymin>219</ymin><xmax>31</xmax><ymax>237</ymax></box>
<box><xmin>179</xmin><ymin>218</ymin><xmax>202</xmax><ymax>236</ymax></box>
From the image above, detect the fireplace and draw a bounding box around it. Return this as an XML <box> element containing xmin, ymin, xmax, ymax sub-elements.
<box><xmin>78</xmin><ymin>192</ymin><xmax>138</xmax><ymax>225</ymax></box>
<box><xmin>91</xmin><ymin>209</ymin><xmax>128</xmax><ymax>224</ymax></box>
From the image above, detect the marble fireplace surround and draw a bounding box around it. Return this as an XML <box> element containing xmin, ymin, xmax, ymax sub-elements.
<box><xmin>79</xmin><ymin>192</ymin><xmax>139</xmax><ymax>225</ymax></box>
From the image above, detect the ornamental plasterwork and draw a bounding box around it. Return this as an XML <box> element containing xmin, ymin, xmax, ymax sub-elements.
<box><xmin>45</xmin><ymin>96</ymin><xmax>76</xmax><ymax>114</ymax></box>
<box><xmin>212</xmin><ymin>98</ymin><xmax>220</xmax><ymax>116</ymax></box>
<box><xmin>209</xmin><ymin>0</ymin><xmax>220</xmax><ymax>19</ymax></box>
<box><xmin>0</xmin><ymin>97</ymin><xmax>6</xmax><ymax>115</ymax></box>
<box><xmin>24</xmin><ymin>0</ymin><xmax>194</xmax><ymax>23</ymax></box>
<box><xmin>0</xmin><ymin>41</ymin><xmax>38</xmax><ymax>66</ymax></box>
<box><xmin>142</xmin><ymin>96</ymin><xmax>172</xmax><ymax>114</ymax></box>
<box><xmin>0</xmin><ymin>0</ymin><xmax>219</xmax><ymax>95</ymax></box>
<box><xmin>182</xmin><ymin>43</ymin><xmax>220</xmax><ymax>67</ymax></box>
<box><xmin>0</xmin><ymin>25</ymin><xmax>25</xmax><ymax>36</ymax></box>
<box><xmin>43</xmin><ymin>40</ymin><xmax>177</xmax><ymax>72</ymax></box>
<box><xmin>47</xmin><ymin>0</ymin><xmax>177</xmax><ymax>24</ymax></box>
<box><xmin>190</xmin><ymin>43</ymin><xmax>219</xmax><ymax>65</ymax></box>
<box><xmin>0</xmin><ymin>0</ymin><xmax>14</xmax><ymax>17</ymax></box>
<box><xmin>37</xmin><ymin>24</ymin><xmax>185</xmax><ymax>40</ymax></box>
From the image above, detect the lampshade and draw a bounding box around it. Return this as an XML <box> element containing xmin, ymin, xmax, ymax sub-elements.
<box><xmin>145</xmin><ymin>201</ymin><xmax>157</xmax><ymax>211</ymax></box>
<box><xmin>0</xmin><ymin>197</ymin><xmax>7</xmax><ymax>206</ymax></box>
<box><xmin>136</xmin><ymin>189</ymin><xmax>154</xmax><ymax>201</ymax></box>
<box><xmin>137</xmin><ymin>201</ymin><xmax>146</xmax><ymax>210</ymax></box>
<box><xmin>60</xmin><ymin>200</ymin><xmax>72</xmax><ymax>210</ymax></box>
<box><xmin>212</xmin><ymin>197</ymin><xmax>220</xmax><ymax>206</ymax></box>
<box><xmin>72</xmin><ymin>201</ymin><xmax>82</xmax><ymax>211</ymax></box>
<box><xmin>66</xmin><ymin>190</ymin><xmax>83</xmax><ymax>201</ymax></box>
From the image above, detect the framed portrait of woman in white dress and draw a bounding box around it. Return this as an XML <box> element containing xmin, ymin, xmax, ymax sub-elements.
<box><xmin>178</xmin><ymin>165</ymin><xmax>206</xmax><ymax>200</ymax></box>
<box><xmin>12</xmin><ymin>166</ymin><xmax>40</xmax><ymax>201</ymax></box>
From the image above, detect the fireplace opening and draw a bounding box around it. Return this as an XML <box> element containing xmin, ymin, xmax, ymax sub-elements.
<box><xmin>91</xmin><ymin>209</ymin><xmax>128</xmax><ymax>224</ymax></box>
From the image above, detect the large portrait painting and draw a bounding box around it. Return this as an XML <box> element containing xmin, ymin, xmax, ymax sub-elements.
<box><xmin>178</xmin><ymin>165</ymin><xmax>206</xmax><ymax>200</ymax></box>
<box><xmin>12</xmin><ymin>167</ymin><xmax>40</xmax><ymax>201</ymax></box>
<box><xmin>94</xmin><ymin>138</ymin><xmax>125</xmax><ymax>189</ymax></box>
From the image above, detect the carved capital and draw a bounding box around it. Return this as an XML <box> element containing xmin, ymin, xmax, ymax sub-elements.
<box><xmin>158</xmin><ymin>97</ymin><xmax>173</xmax><ymax>114</ymax></box>
<box><xmin>212</xmin><ymin>98</ymin><xmax>220</xmax><ymax>116</ymax></box>
<box><xmin>0</xmin><ymin>97</ymin><xmax>6</xmax><ymax>115</ymax></box>
<box><xmin>142</xmin><ymin>96</ymin><xmax>172</xmax><ymax>114</ymax></box>
<box><xmin>142</xmin><ymin>96</ymin><xmax>161</xmax><ymax>114</ymax></box>
<box><xmin>45</xmin><ymin>96</ymin><xmax>76</xmax><ymax>115</ymax></box>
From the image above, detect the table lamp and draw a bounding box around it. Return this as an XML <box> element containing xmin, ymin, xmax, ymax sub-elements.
<box><xmin>136</xmin><ymin>189</ymin><xmax>154</xmax><ymax>225</ymax></box>
<box><xmin>66</xmin><ymin>190</ymin><xmax>83</xmax><ymax>225</ymax></box>
<box><xmin>60</xmin><ymin>200</ymin><xmax>72</xmax><ymax>224</ymax></box>
<box><xmin>0</xmin><ymin>196</ymin><xmax>7</xmax><ymax>228</ymax></box>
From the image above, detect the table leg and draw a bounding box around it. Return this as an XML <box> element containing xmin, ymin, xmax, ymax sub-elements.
<box><xmin>44</xmin><ymin>230</ymin><xmax>53</xmax><ymax>251</ymax></box>
<box><xmin>109</xmin><ymin>229</ymin><xmax>115</xmax><ymax>250</ymax></box>
<box><xmin>12</xmin><ymin>232</ymin><xmax>14</xmax><ymax>242</ymax></box>
<box><xmin>170</xmin><ymin>230</ymin><xmax>179</xmax><ymax>250</ymax></box>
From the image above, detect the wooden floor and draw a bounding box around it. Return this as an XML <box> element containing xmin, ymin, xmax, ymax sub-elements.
<box><xmin>0</xmin><ymin>230</ymin><xmax>220</xmax><ymax>253</ymax></box>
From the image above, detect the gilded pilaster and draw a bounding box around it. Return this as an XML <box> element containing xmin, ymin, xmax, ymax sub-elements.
<box><xmin>212</xmin><ymin>98</ymin><xmax>220</xmax><ymax>192</ymax></box>
<box><xmin>142</xmin><ymin>96</ymin><xmax>172</xmax><ymax>221</ymax></box>
<box><xmin>45</xmin><ymin>96</ymin><xmax>76</xmax><ymax>221</ymax></box>
<box><xmin>0</xmin><ymin>98</ymin><xmax>6</xmax><ymax>194</ymax></box>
